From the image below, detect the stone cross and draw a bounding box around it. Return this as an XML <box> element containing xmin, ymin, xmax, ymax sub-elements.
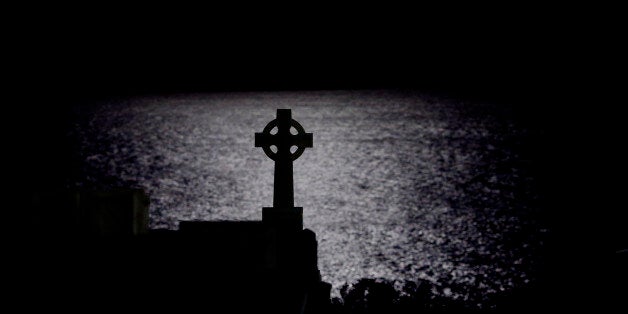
<box><xmin>255</xmin><ymin>109</ymin><xmax>313</xmax><ymax>210</ymax></box>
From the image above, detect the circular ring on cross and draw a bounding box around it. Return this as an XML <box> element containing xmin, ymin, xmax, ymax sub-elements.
<box><xmin>260</xmin><ymin>119</ymin><xmax>308</xmax><ymax>161</ymax></box>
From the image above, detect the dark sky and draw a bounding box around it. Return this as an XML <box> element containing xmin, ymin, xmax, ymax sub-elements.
<box><xmin>23</xmin><ymin>30</ymin><xmax>556</xmax><ymax>103</ymax></box>
<box><xmin>7</xmin><ymin>5</ymin><xmax>571</xmax><ymax>106</ymax></box>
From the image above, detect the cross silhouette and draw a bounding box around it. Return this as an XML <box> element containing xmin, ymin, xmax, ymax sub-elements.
<box><xmin>255</xmin><ymin>109</ymin><xmax>313</xmax><ymax>209</ymax></box>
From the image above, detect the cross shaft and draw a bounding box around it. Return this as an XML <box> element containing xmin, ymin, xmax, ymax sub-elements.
<box><xmin>255</xmin><ymin>109</ymin><xmax>312</xmax><ymax>209</ymax></box>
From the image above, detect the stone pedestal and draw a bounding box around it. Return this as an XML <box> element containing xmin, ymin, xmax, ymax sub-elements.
<box><xmin>262</xmin><ymin>207</ymin><xmax>303</xmax><ymax>232</ymax></box>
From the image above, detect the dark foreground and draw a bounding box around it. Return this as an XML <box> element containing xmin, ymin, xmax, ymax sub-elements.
<box><xmin>10</xmin><ymin>235</ymin><xmax>557</xmax><ymax>314</ymax></box>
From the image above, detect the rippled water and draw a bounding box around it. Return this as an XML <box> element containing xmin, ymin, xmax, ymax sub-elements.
<box><xmin>69</xmin><ymin>90</ymin><xmax>546</xmax><ymax>302</ymax></box>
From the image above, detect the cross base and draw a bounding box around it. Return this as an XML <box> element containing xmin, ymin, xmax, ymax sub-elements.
<box><xmin>262</xmin><ymin>207</ymin><xmax>303</xmax><ymax>232</ymax></box>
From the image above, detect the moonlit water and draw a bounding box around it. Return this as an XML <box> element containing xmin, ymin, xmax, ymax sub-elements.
<box><xmin>69</xmin><ymin>90</ymin><xmax>546</xmax><ymax>301</ymax></box>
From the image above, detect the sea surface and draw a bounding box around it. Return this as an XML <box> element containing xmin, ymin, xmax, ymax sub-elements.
<box><xmin>68</xmin><ymin>90</ymin><xmax>547</xmax><ymax>303</ymax></box>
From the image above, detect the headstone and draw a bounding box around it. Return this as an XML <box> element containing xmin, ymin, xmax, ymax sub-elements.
<box><xmin>255</xmin><ymin>109</ymin><xmax>313</xmax><ymax>232</ymax></box>
<box><xmin>28</xmin><ymin>188</ymin><xmax>149</xmax><ymax>236</ymax></box>
<box><xmin>72</xmin><ymin>188</ymin><xmax>149</xmax><ymax>236</ymax></box>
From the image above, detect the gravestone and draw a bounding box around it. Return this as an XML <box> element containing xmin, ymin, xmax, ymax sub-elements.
<box><xmin>255</xmin><ymin>108</ymin><xmax>312</xmax><ymax>231</ymax></box>
<box><xmin>73</xmin><ymin>189</ymin><xmax>149</xmax><ymax>236</ymax></box>
<box><xmin>28</xmin><ymin>188</ymin><xmax>149</xmax><ymax>236</ymax></box>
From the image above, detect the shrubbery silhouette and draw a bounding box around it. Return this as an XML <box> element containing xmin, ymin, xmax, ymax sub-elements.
<box><xmin>331</xmin><ymin>278</ymin><xmax>452</xmax><ymax>314</ymax></box>
<box><xmin>329</xmin><ymin>276</ymin><xmax>542</xmax><ymax>313</ymax></box>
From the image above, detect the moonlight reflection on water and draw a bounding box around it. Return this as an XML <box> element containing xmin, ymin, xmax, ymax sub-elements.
<box><xmin>70</xmin><ymin>90</ymin><xmax>546</xmax><ymax>301</ymax></box>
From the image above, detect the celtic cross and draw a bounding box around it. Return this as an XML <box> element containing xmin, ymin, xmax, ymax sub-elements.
<box><xmin>255</xmin><ymin>109</ymin><xmax>313</xmax><ymax>210</ymax></box>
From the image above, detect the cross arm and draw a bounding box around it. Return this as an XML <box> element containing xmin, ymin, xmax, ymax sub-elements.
<box><xmin>292</xmin><ymin>133</ymin><xmax>313</xmax><ymax>148</ymax></box>
<box><xmin>255</xmin><ymin>133</ymin><xmax>274</xmax><ymax>147</ymax></box>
